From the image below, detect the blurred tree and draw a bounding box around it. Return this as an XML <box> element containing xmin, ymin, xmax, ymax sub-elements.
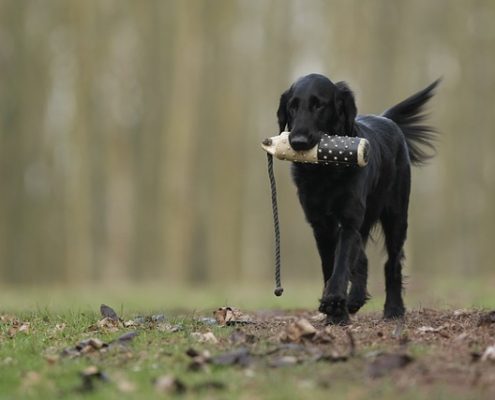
<box><xmin>0</xmin><ymin>0</ymin><xmax>494</xmax><ymax>289</ymax></box>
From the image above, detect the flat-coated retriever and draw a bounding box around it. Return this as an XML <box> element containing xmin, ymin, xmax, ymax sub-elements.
<box><xmin>277</xmin><ymin>74</ymin><xmax>439</xmax><ymax>324</ymax></box>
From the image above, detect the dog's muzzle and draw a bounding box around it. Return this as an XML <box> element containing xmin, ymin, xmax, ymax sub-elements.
<box><xmin>261</xmin><ymin>131</ymin><xmax>370</xmax><ymax>167</ymax></box>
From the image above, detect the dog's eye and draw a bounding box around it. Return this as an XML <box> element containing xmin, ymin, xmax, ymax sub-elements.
<box><xmin>288</xmin><ymin>99</ymin><xmax>299</xmax><ymax>114</ymax></box>
<box><xmin>310</xmin><ymin>96</ymin><xmax>325</xmax><ymax>111</ymax></box>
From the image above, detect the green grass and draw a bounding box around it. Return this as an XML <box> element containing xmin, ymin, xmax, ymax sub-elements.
<box><xmin>1</xmin><ymin>279</ymin><xmax>495</xmax><ymax>399</ymax></box>
<box><xmin>1</xmin><ymin>273</ymin><xmax>495</xmax><ymax>313</ymax></box>
<box><xmin>0</xmin><ymin>315</ymin><xmax>424</xmax><ymax>400</ymax></box>
<box><xmin>0</xmin><ymin>307</ymin><xmax>492</xmax><ymax>400</ymax></box>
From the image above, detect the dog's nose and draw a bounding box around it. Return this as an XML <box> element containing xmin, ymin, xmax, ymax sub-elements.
<box><xmin>289</xmin><ymin>134</ymin><xmax>310</xmax><ymax>151</ymax></box>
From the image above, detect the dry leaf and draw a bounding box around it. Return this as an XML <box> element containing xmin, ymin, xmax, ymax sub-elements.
<box><xmin>282</xmin><ymin>318</ymin><xmax>317</xmax><ymax>342</ymax></box>
<box><xmin>0</xmin><ymin>315</ymin><xmax>11</xmax><ymax>323</ymax></box>
<box><xmin>154</xmin><ymin>375</ymin><xmax>186</xmax><ymax>394</ymax></box>
<box><xmin>157</xmin><ymin>323</ymin><xmax>182</xmax><ymax>332</ymax></box>
<box><xmin>367</xmin><ymin>353</ymin><xmax>413</xmax><ymax>379</ymax></box>
<box><xmin>312</xmin><ymin>326</ymin><xmax>335</xmax><ymax>344</ymax></box>
<box><xmin>100</xmin><ymin>304</ymin><xmax>119</xmax><ymax>321</ymax></box>
<box><xmin>213</xmin><ymin>307</ymin><xmax>252</xmax><ymax>326</ymax></box>
<box><xmin>481</xmin><ymin>345</ymin><xmax>495</xmax><ymax>362</ymax></box>
<box><xmin>96</xmin><ymin>317</ymin><xmax>120</xmax><ymax>332</ymax></box>
<box><xmin>21</xmin><ymin>371</ymin><xmax>41</xmax><ymax>390</ymax></box>
<box><xmin>478</xmin><ymin>311</ymin><xmax>495</xmax><ymax>326</ymax></box>
<box><xmin>8</xmin><ymin>322</ymin><xmax>30</xmax><ymax>337</ymax></box>
<box><xmin>115</xmin><ymin>376</ymin><xmax>136</xmax><ymax>393</ymax></box>
<box><xmin>417</xmin><ymin>323</ymin><xmax>450</xmax><ymax>334</ymax></box>
<box><xmin>214</xmin><ymin>307</ymin><xmax>234</xmax><ymax>325</ymax></box>
<box><xmin>44</xmin><ymin>353</ymin><xmax>60</xmax><ymax>364</ymax></box>
<box><xmin>113</xmin><ymin>331</ymin><xmax>139</xmax><ymax>344</ymax></box>
<box><xmin>192</xmin><ymin>381</ymin><xmax>226</xmax><ymax>391</ymax></box>
<box><xmin>62</xmin><ymin>337</ymin><xmax>109</xmax><ymax>357</ymax></box>
<box><xmin>211</xmin><ymin>348</ymin><xmax>251</xmax><ymax>367</ymax></box>
<box><xmin>269</xmin><ymin>355</ymin><xmax>299</xmax><ymax>368</ymax></box>
<box><xmin>78</xmin><ymin>366</ymin><xmax>108</xmax><ymax>393</ymax></box>
<box><xmin>186</xmin><ymin>348</ymin><xmax>211</xmax><ymax>371</ymax></box>
<box><xmin>191</xmin><ymin>331</ymin><xmax>218</xmax><ymax>344</ymax></box>
<box><xmin>229</xmin><ymin>329</ymin><xmax>256</xmax><ymax>345</ymax></box>
<box><xmin>151</xmin><ymin>314</ymin><xmax>166</xmax><ymax>322</ymax></box>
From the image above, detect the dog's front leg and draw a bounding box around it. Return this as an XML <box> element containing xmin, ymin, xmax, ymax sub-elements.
<box><xmin>311</xmin><ymin>218</ymin><xmax>339</xmax><ymax>286</ymax></box>
<box><xmin>319</xmin><ymin>227</ymin><xmax>362</xmax><ymax>325</ymax></box>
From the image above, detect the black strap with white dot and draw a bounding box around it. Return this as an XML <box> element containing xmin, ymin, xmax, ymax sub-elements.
<box><xmin>317</xmin><ymin>134</ymin><xmax>368</xmax><ymax>166</ymax></box>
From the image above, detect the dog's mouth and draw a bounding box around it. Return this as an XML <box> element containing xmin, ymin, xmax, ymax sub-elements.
<box><xmin>288</xmin><ymin>131</ymin><xmax>322</xmax><ymax>151</ymax></box>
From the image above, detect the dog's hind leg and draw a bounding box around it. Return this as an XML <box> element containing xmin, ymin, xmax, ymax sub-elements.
<box><xmin>381</xmin><ymin>188</ymin><xmax>410</xmax><ymax>319</ymax></box>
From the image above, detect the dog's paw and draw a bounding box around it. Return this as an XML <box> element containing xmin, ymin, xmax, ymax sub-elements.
<box><xmin>347</xmin><ymin>289</ymin><xmax>370</xmax><ymax>314</ymax></box>
<box><xmin>325</xmin><ymin>313</ymin><xmax>350</xmax><ymax>326</ymax></box>
<box><xmin>383</xmin><ymin>303</ymin><xmax>405</xmax><ymax>320</ymax></box>
<box><xmin>319</xmin><ymin>295</ymin><xmax>350</xmax><ymax>325</ymax></box>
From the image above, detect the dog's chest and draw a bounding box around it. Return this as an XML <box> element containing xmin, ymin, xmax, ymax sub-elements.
<box><xmin>292</xmin><ymin>164</ymin><xmax>357</xmax><ymax>220</ymax></box>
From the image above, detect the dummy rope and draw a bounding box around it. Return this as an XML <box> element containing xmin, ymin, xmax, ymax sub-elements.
<box><xmin>266</xmin><ymin>153</ymin><xmax>284</xmax><ymax>296</ymax></box>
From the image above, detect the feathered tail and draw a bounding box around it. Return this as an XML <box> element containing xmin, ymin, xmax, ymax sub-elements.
<box><xmin>382</xmin><ymin>79</ymin><xmax>440</xmax><ymax>166</ymax></box>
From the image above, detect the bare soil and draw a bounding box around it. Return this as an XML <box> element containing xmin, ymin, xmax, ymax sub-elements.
<box><xmin>235</xmin><ymin>308</ymin><xmax>495</xmax><ymax>397</ymax></box>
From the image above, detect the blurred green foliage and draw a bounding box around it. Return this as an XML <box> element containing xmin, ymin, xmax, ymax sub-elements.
<box><xmin>0</xmin><ymin>0</ymin><xmax>494</xmax><ymax>296</ymax></box>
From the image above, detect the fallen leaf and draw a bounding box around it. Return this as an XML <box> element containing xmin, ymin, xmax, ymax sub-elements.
<box><xmin>77</xmin><ymin>366</ymin><xmax>108</xmax><ymax>393</ymax></box>
<box><xmin>312</xmin><ymin>326</ymin><xmax>335</xmax><ymax>344</ymax></box>
<box><xmin>154</xmin><ymin>375</ymin><xmax>186</xmax><ymax>394</ymax></box>
<box><xmin>478</xmin><ymin>311</ymin><xmax>495</xmax><ymax>326</ymax></box>
<box><xmin>191</xmin><ymin>331</ymin><xmax>219</xmax><ymax>344</ymax></box>
<box><xmin>192</xmin><ymin>381</ymin><xmax>226</xmax><ymax>391</ymax></box>
<box><xmin>0</xmin><ymin>314</ymin><xmax>13</xmax><ymax>323</ymax></box>
<box><xmin>62</xmin><ymin>337</ymin><xmax>109</xmax><ymax>357</ymax></box>
<box><xmin>453</xmin><ymin>309</ymin><xmax>470</xmax><ymax>317</ymax></box>
<box><xmin>228</xmin><ymin>329</ymin><xmax>256</xmax><ymax>345</ymax></box>
<box><xmin>198</xmin><ymin>317</ymin><xmax>218</xmax><ymax>326</ymax></box>
<box><xmin>78</xmin><ymin>338</ymin><xmax>106</xmax><ymax>351</ymax></box>
<box><xmin>132</xmin><ymin>316</ymin><xmax>147</xmax><ymax>325</ymax></box>
<box><xmin>214</xmin><ymin>307</ymin><xmax>235</xmax><ymax>325</ymax></box>
<box><xmin>316</xmin><ymin>350</ymin><xmax>349</xmax><ymax>363</ymax></box>
<box><xmin>157</xmin><ymin>323</ymin><xmax>183</xmax><ymax>332</ymax></box>
<box><xmin>113</xmin><ymin>331</ymin><xmax>139</xmax><ymax>344</ymax></box>
<box><xmin>416</xmin><ymin>323</ymin><xmax>450</xmax><ymax>334</ymax></box>
<box><xmin>481</xmin><ymin>345</ymin><xmax>495</xmax><ymax>362</ymax></box>
<box><xmin>8</xmin><ymin>322</ymin><xmax>30</xmax><ymax>337</ymax></box>
<box><xmin>281</xmin><ymin>318</ymin><xmax>317</xmax><ymax>343</ymax></box>
<box><xmin>367</xmin><ymin>352</ymin><xmax>413</xmax><ymax>379</ymax></box>
<box><xmin>21</xmin><ymin>371</ymin><xmax>41</xmax><ymax>389</ymax></box>
<box><xmin>213</xmin><ymin>307</ymin><xmax>253</xmax><ymax>326</ymax></box>
<box><xmin>151</xmin><ymin>314</ymin><xmax>166</xmax><ymax>322</ymax></box>
<box><xmin>44</xmin><ymin>353</ymin><xmax>60</xmax><ymax>364</ymax></box>
<box><xmin>211</xmin><ymin>348</ymin><xmax>252</xmax><ymax>367</ymax></box>
<box><xmin>310</xmin><ymin>313</ymin><xmax>326</xmax><ymax>322</ymax></box>
<box><xmin>48</xmin><ymin>323</ymin><xmax>66</xmax><ymax>337</ymax></box>
<box><xmin>116</xmin><ymin>378</ymin><xmax>136</xmax><ymax>393</ymax></box>
<box><xmin>269</xmin><ymin>355</ymin><xmax>299</xmax><ymax>368</ymax></box>
<box><xmin>96</xmin><ymin>317</ymin><xmax>120</xmax><ymax>332</ymax></box>
<box><xmin>100</xmin><ymin>304</ymin><xmax>119</xmax><ymax>321</ymax></box>
<box><xmin>2</xmin><ymin>356</ymin><xmax>14</xmax><ymax>366</ymax></box>
<box><xmin>186</xmin><ymin>348</ymin><xmax>211</xmax><ymax>371</ymax></box>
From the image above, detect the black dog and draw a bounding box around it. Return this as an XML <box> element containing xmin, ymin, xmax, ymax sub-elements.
<box><xmin>277</xmin><ymin>74</ymin><xmax>439</xmax><ymax>324</ymax></box>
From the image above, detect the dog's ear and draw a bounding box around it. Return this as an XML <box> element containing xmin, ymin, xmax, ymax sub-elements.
<box><xmin>277</xmin><ymin>89</ymin><xmax>290</xmax><ymax>132</ymax></box>
<box><xmin>335</xmin><ymin>81</ymin><xmax>357</xmax><ymax>135</ymax></box>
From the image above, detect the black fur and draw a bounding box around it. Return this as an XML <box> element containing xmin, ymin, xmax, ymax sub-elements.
<box><xmin>277</xmin><ymin>74</ymin><xmax>439</xmax><ymax>324</ymax></box>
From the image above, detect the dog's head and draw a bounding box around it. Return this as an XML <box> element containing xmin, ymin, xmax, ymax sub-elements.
<box><xmin>277</xmin><ymin>74</ymin><xmax>357</xmax><ymax>151</ymax></box>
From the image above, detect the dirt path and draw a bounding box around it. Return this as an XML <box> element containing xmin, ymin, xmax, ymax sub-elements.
<box><xmin>231</xmin><ymin>308</ymin><xmax>495</xmax><ymax>396</ymax></box>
